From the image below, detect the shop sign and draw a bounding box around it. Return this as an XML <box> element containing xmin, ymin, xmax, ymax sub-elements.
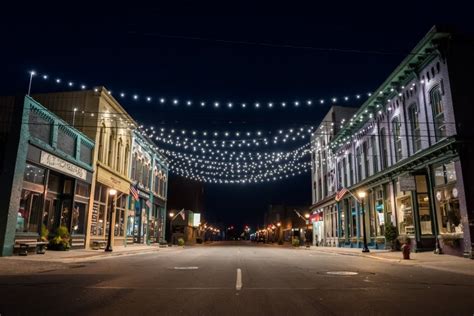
<box><xmin>40</xmin><ymin>151</ymin><xmax>87</xmax><ymax>180</ymax></box>
<box><xmin>399</xmin><ymin>175</ymin><xmax>416</xmax><ymax>191</ymax></box>
<box><xmin>97</xmin><ymin>166</ymin><xmax>130</xmax><ymax>193</ymax></box>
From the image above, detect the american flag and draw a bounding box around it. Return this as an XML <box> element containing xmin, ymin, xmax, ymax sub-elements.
<box><xmin>335</xmin><ymin>187</ymin><xmax>349</xmax><ymax>202</ymax></box>
<box><xmin>130</xmin><ymin>184</ymin><xmax>139</xmax><ymax>200</ymax></box>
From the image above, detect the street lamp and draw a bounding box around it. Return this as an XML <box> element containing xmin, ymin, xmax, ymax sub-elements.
<box><xmin>72</xmin><ymin>107</ymin><xmax>78</xmax><ymax>127</ymax></box>
<box><xmin>357</xmin><ymin>190</ymin><xmax>370</xmax><ymax>253</ymax></box>
<box><xmin>27</xmin><ymin>70</ymin><xmax>36</xmax><ymax>96</ymax></box>
<box><xmin>304</xmin><ymin>213</ymin><xmax>310</xmax><ymax>219</ymax></box>
<box><xmin>105</xmin><ymin>189</ymin><xmax>117</xmax><ymax>252</ymax></box>
<box><xmin>168</xmin><ymin>212</ymin><xmax>175</xmax><ymax>244</ymax></box>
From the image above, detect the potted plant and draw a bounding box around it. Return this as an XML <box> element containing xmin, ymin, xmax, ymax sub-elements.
<box><xmin>177</xmin><ymin>238</ymin><xmax>185</xmax><ymax>247</ymax></box>
<box><xmin>36</xmin><ymin>225</ymin><xmax>49</xmax><ymax>254</ymax></box>
<box><xmin>48</xmin><ymin>226</ymin><xmax>71</xmax><ymax>251</ymax></box>
<box><xmin>384</xmin><ymin>222</ymin><xmax>398</xmax><ymax>251</ymax></box>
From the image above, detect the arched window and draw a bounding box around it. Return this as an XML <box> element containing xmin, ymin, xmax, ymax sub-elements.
<box><xmin>116</xmin><ymin>138</ymin><xmax>123</xmax><ymax>173</ymax></box>
<box><xmin>392</xmin><ymin>117</ymin><xmax>402</xmax><ymax>162</ymax></box>
<box><xmin>380</xmin><ymin>127</ymin><xmax>388</xmax><ymax>169</ymax></box>
<box><xmin>131</xmin><ymin>152</ymin><xmax>137</xmax><ymax>180</ymax></box>
<box><xmin>430</xmin><ymin>85</ymin><xmax>446</xmax><ymax>140</ymax></box>
<box><xmin>124</xmin><ymin>143</ymin><xmax>130</xmax><ymax>175</ymax></box>
<box><xmin>107</xmin><ymin>130</ymin><xmax>115</xmax><ymax>168</ymax></box>
<box><xmin>98</xmin><ymin>123</ymin><xmax>106</xmax><ymax>162</ymax></box>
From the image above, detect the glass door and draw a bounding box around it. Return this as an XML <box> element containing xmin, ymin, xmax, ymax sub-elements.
<box><xmin>43</xmin><ymin>197</ymin><xmax>59</xmax><ymax>233</ymax></box>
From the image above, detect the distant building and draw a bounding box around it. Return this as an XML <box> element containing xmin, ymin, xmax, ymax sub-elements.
<box><xmin>263</xmin><ymin>205</ymin><xmax>310</xmax><ymax>243</ymax></box>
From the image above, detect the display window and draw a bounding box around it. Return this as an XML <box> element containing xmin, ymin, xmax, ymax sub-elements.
<box><xmin>396</xmin><ymin>181</ymin><xmax>415</xmax><ymax>235</ymax></box>
<box><xmin>434</xmin><ymin>162</ymin><xmax>462</xmax><ymax>234</ymax></box>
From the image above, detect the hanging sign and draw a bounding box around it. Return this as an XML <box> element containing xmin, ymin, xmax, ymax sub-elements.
<box><xmin>399</xmin><ymin>175</ymin><xmax>416</xmax><ymax>191</ymax></box>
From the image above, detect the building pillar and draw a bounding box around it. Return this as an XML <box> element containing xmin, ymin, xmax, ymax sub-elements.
<box><xmin>0</xmin><ymin>97</ymin><xmax>29</xmax><ymax>256</ymax></box>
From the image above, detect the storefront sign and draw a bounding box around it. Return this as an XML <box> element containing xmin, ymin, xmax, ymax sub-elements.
<box><xmin>97</xmin><ymin>166</ymin><xmax>130</xmax><ymax>193</ymax></box>
<box><xmin>399</xmin><ymin>175</ymin><xmax>416</xmax><ymax>191</ymax></box>
<box><xmin>40</xmin><ymin>151</ymin><xmax>87</xmax><ymax>180</ymax></box>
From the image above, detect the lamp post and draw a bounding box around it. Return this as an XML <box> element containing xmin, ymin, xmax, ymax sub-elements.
<box><xmin>358</xmin><ymin>191</ymin><xmax>370</xmax><ymax>253</ymax></box>
<box><xmin>277</xmin><ymin>222</ymin><xmax>282</xmax><ymax>244</ymax></box>
<box><xmin>27</xmin><ymin>70</ymin><xmax>35</xmax><ymax>96</ymax></box>
<box><xmin>168</xmin><ymin>212</ymin><xmax>174</xmax><ymax>244</ymax></box>
<box><xmin>105</xmin><ymin>189</ymin><xmax>117</xmax><ymax>252</ymax></box>
<box><xmin>72</xmin><ymin>107</ymin><xmax>78</xmax><ymax>127</ymax></box>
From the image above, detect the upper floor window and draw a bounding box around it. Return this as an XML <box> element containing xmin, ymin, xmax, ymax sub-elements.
<box><xmin>371</xmin><ymin>135</ymin><xmax>379</xmax><ymax>174</ymax></box>
<box><xmin>430</xmin><ymin>85</ymin><xmax>446</xmax><ymax>140</ymax></box>
<box><xmin>392</xmin><ymin>117</ymin><xmax>402</xmax><ymax>162</ymax></box>
<box><xmin>116</xmin><ymin>138</ymin><xmax>123</xmax><ymax>173</ymax></box>
<box><xmin>98</xmin><ymin>123</ymin><xmax>106</xmax><ymax>162</ymax></box>
<box><xmin>107</xmin><ymin>130</ymin><xmax>115</xmax><ymax>168</ymax></box>
<box><xmin>408</xmin><ymin>103</ymin><xmax>421</xmax><ymax>152</ymax></box>
<box><xmin>124</xmin><ymin>143</ymin><xmax>130</xmax><ymax>175</ymax></box>
<box><xmin>363</xmin><ymin>141</ymin><xmax>370</xmax><ymax>178</ymax></box>
<box><xmin>356</xmin><ymin>146</ymin><xmax>362</xmax><ymax>182</ymax></box>
<box><xmin>380</xmin><ymin>128</ymin><xmax>389</xmax><ymax>169</ymax></box>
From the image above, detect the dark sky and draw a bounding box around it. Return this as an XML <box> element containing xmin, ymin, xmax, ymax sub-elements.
<box><xmin>2</xmin><ymin>2</ymin><xmax>473</xmax><ymax>231</ymax></box>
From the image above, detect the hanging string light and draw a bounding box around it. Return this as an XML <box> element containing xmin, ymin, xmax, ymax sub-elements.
<box><xmin>28</xmin><ymin>70</ymin><xmax>372</xmax><ymax>111</ymax></box>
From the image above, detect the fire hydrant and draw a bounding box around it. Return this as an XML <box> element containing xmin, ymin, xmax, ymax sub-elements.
<box><xmin>401</xmin><ymin>243</ymin><xmax>411</xmax><ymax>260</ymax></box>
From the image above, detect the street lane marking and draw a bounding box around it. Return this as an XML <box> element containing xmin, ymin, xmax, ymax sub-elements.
<box><xmin>236</xmin><ymin>268</ymin><xmax>242</xmax><ymax>291</ymax></box>
<box><xmin>326</xmin><ymin>271</ymin><xmax>358</xmax><ymax>276</ymax></box>
<box><xmin>174</xmin><ymin>266</ymin><xmax>199</xmax><ymax>270</ymax></box>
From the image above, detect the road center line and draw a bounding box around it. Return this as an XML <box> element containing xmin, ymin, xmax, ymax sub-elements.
<box><xmin>236</xmin><ymin>268</ymin><xmax>242</xmax><ymax>291</ymax></box>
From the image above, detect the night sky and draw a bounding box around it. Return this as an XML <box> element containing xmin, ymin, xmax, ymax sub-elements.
<box><xmin>2</xmin><ymin>2</ymin><xmax>472</xmax><ymax>230</ymax></box>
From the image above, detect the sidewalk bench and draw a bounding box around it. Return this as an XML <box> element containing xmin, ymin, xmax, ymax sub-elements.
<box><xmin>17</xmin><ymin>241</ymin><xmax>48</xmax><ymax>256</ymax></box>
<box><xmin>91</xmin><ymin>240</ymin><xmax>107</xmax><ymax>250</ymax></box>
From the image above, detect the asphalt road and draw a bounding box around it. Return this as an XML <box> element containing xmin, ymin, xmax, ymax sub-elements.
<box><xmin>1</xmin><ymin>242</ymin><xmax>473</xmax><ymax>315</ymax></box>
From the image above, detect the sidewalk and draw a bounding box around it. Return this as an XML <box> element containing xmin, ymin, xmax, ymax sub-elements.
<box><xmin>310</xmin><ymin>246</ymin><xmax>474</xmax><ymax>276</ymax></box>
<box><xmin>2</xmin><ymin>244</ymin><xmax>178</xmax><ymax>264</ymax></box>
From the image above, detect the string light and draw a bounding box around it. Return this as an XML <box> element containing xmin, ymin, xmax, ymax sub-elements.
<box><xmin>28</xmin><ymin>70</ymin><xmax>373</xmax><ymax>111</ymax></box>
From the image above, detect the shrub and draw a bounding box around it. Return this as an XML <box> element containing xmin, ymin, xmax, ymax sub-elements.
<box><xmin>48</xmin><ymin>226</ymin><xmax>71</xmax><ymax>250</ymax></box>
<box><xmin>40</xmin><ymin>225</ymin><xmax>49</xmax><ymax>242</ymax></box>
<box><xmin>177</xmin><ymin>238</ymin><xmax>185</xmax><ymax>246</ymax></box>
<box><xmin>384</xmin><ymin>222</ymin><xmax>398</xmax><ymax>243</ymax></box>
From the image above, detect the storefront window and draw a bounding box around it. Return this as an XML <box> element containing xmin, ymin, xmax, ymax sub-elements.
<box><xmin>91</xmin><ymin>184</ymin><xmax>107</xmax><ymax>236</ymax></box>
<box><xmin>17</xmin><ymin>190</ymin><xmax>43</xmax><ymax>233</ymax></box>
<box><xmin>24</xmin><ymin>164</ymin><xmax>45</xmax><ymax>184</ymax></box>
<box><xmin>48</xmin><ymin>173</ymin><xmax>61</xmax><ymax>193</ymax></box>
<box><xmin>60</xmin><ymin>199</ymin><xmax>71</xmax><ymax>228</ymax></box>
<box><xmin>374</xmin><ymin>188</ymin><xmax>385</xmax><ymax>236</ymax></box>
<box><xmin>71</xmin><ymin>202</ymin><xmax>86</xmax><ymax>235</ymax></box>
<box><xmin>339</xmin><ymin>204</ymin><xmax>345</xmax><ymax>238</ymax></box>
<box><xmin>396</xmin><ymin>181</ymin><xmax>414</xmax><ymax>235</ymax></box>
<box><xmin>115</xmin><ymin>195</ymin><xmax>127</xmax><ymax>237</ymax></box>
<box><xmin>434</xmin><ymin>162</ymin><xmax>462</xmax><ymax>234</ymax></box>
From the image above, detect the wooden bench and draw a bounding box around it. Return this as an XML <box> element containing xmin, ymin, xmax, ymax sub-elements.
<box><xmin>91</xmin><ymin>240</ymin><xmax>107</xmax><ymax>250</ymax></box>
<box><xmin>17</xmin><ymin>241</ymin><xmax>48</xmax><ymax>256</ymax></box>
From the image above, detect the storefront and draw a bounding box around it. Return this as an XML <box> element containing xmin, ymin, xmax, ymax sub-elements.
<box><xmin>17</xmin><ymin>148</ymin><xmax>94</xmax><ymax>249</ymax></box>
<box><xmin>433</xmin><ymin>160</ymin><xmax>465</xmax><ymax>256</ymax></box>
<box><xmin>89</xmin><ymin>166</ymin><xmax>131</xmax><ymax>247</ymax></box>
<box><xmin>132</xmin><ymin>189</ymin><xmax>151</xmax><ymax>244</ymax></box>
<box><xmin>14</xmin><ymin>98</ymin><xmax>94</xmax><ymax>250</ymax></box>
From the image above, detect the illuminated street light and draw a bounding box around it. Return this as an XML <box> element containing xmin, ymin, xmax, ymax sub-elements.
<box><xmin>105</xmin><ymin>189</ymin><xmax>117</xmax><ymax>252</ymax></box>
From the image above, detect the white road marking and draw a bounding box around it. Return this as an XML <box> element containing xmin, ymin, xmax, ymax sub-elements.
<box><xmin>174</xmin><ymin>266</ymin><xmax>199</xmax><ymax>270</ymax></box>
<box><xmin>236</xmin><ymin>268</ymin><xmax>242</xmax><ymax>290</ymax></box>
